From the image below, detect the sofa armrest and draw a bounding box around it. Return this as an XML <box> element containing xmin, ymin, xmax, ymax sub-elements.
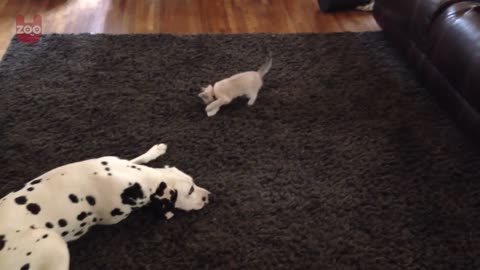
<box><xmin>429</xmin><ymin>2</ymin><xmax>480</xmax><ymax>111</ymax></box>
<box><xmin>374</xmin><ymin>0</ymin><xmax>480</xmax><ymax>143</ymax></box>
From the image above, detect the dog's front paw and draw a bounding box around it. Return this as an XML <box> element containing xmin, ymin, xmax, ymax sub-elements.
<box><xmin>148</xmin><ymin>143</ymin><xmax>167</xmax><ymax>158</ymax></box>
<box><xmin>155</xmin><ymin>143</ymin><xmax>167</xmax><ymax>155</ymax></box>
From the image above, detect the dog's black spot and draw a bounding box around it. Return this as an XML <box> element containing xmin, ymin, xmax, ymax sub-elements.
<box><xmin>86</xmin><ymin>196</ymin><xmax>96</xmax><ymax>206</ymax></box>
<box><xmin>26</xmin><ymin>203</ymin><xmax>40</xmax><ymax>215</ymax></box>
<box><xmin>93</xmin><ymin>172</ymin><xmax>98</xmax><ymax>175</ymax></box>
<box><xmin>121</xmin><ymin>183</ymin><xmax>144</xmax><ymax>206</ymax></box>
<box><xmin>69</xmin><ymin>194</ymin><xmax>79</xmax><ymax>203</ymax></box>
<box><xmin>74</xmin><ymin>231</ymin><xmax>83</xmax><ymax>236</ymax></box>
<box><xmin>150</xmin><ymin>189</ymin><xmax>177</xmax><ymax>217</ymax></box>
<box><xmin>80</xmin><ymin>222</ymin><xmax>87</xmax><ymax>227</ymax></box>
<box><xmin>77</xmin><ymin>212</ymin><xmax>87</xmax><ymax>221</ymax></box>
<box><xmin>42</xmin><ymin>234</ymin><xmax>48</xmax><ymax>239</ymax></box>
<box><xmin>30</xmin><ymin>179</ymin><xmax>41</xmax><ymax>185</ymax></box>
<box><xmin>0</xmin><ymin>235</ymin><xmax>5</xmax><ymax>251</ymax></box>
<box><xmin>87</xmin><ymin>212</ymin><xmax>92</xmax><ymax>216</ymax></box>
<box><xmin>155</xmin><ymin>182</ymin><xmax>167</xmax><ymax>197</ymax></box>
<box><xmin>30</xmin><ymin>225</ymin><xmax>36</xmax><ymax>230</ymax></box>
<box><xmin>20</xmin><ymin>263</ymin><xmax>30</xmax><ymax>270</ymax></box>
<box><xmin>61</xmin><ymin>231</ymin><xmax>68</xmax><ymax>237</ymax></box>
<box><xmin>26</xmin><ymin>251</ymin><xmax>32</xmax><ymax>256</ymax></box>
<box><xmin>27</xmin><ymin>187</ymin><xmax>34</xmax><ymax>192</ymax></box>
<box><xmin>16</xmin><ymin>230</ymin><xmax>20</xmax><ymax>233</ymax></box>
<box><xmin>45</xmin><ymin>222</ymin><xmax>53</xmax><ymax>229</ymax></box>
<box><xmin>58</xmin><ymin>219</ymin><xmax>67</xmax><ymax>227</ymax></box>
<box><xmin>150</xmin><ymin>198</ymin><xmax>172</xmax><ymax>215</ymax></box>
<box><xmin>108</xmin><ymin>173</ymin><xmax>112</xmax><ymax>176</ymax></box>
<box><xmin>105</xmin><ymin>167</ymin><xmax>110</xmax><ymax>171</ymax></box>
<box><xmin>92</xmin><ymin>218</ymin><xmax>97</xmax><ymax>222</ymax></box>
<box><xmin>170</xmin><ymin>190</ymin><xmax>178</xmax><ymax>203</ymax></box>
<box><xmin>111</xmin><ymin>208</ymin><xmax>124</xmax><ymax>216</ymax></box>
<box><xmin>101</xmin><ymin>161</ymin><xmax>108</xmax><ymax>166</ymax></box>
<box><xmin>131</xmin><ymin>165</ymin><xmax>136</xmax><ymax>169</ymax></box>
<box><xmin>61</xmin><ymin>173</ymin><xmax>65</xmax><ymax>176</ymax></box>
<box><xmin>15</xmin><ymin>196</ymin><xmax>27</xmax><ymax>205</ymax></box>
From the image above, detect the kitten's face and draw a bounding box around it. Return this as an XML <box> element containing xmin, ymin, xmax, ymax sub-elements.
<box><xmin>198</xmin><ymin>85</ymin><xmax>215</xmax><ymax>104</ymax></box>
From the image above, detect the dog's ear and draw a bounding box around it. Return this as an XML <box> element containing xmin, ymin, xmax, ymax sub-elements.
<box><xmin>150</xmin><ymin>182</ymin><xmax>178</xmax><ymax>220</ymax></box>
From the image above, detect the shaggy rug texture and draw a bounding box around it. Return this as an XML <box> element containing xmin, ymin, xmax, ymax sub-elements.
<box><xmin>1</xmin><ymin>33</ymin><xmax>480</xmax><ymax>270</ymax></box>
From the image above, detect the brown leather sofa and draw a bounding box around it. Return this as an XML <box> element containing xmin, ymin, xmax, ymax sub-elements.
<box><xmin>374</xmin><ymin>0</ymin><xmax>480</xmax><ymax>142</ymax></box>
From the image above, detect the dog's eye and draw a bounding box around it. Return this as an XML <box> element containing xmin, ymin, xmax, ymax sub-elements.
<box><xmin>188</xmin><ymin>186</ymin><xmax>194</xmax><ymax>195</ymax></box>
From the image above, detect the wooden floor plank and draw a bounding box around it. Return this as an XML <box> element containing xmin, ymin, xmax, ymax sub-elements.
<box><xmin>0</xmin><ymin>0</ymin><xmax>379</xmax><ymax>58</ymax></box>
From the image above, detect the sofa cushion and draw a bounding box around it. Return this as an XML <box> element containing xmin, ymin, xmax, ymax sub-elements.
<box><xmin>374</xmin><ymin>0</ymin><xmax>466</xmax><ymax>51</ymax></box>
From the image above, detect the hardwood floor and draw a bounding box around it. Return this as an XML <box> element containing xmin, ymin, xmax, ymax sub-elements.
<box><xmin>0</xmin><ymin>0</ymin><xmax>379</xmax><ymax>57</ymax></box>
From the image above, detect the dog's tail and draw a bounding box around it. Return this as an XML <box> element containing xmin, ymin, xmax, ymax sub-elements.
<box><xmin>258</xmin><ymin>54</ymin><xmax>273</xmax><ymax>78</ymax></box>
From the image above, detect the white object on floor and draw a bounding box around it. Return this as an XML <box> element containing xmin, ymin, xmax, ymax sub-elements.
<box><xmin>356</xmin><ymin>1</ymin><xmax>374</xmax><ymax>11</ymax></box>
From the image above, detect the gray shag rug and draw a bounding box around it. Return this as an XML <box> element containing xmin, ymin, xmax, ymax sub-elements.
<box><xmin>1</xmin><ymin>33</ymin><xmax>480</xmax><ymax>270</ymax></box>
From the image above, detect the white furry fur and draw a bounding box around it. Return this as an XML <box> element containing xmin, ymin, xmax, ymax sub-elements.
<box><xmin>198</xmin><ymin>56</ymin><xmax>273</xmax><ymax>117</ymax></box>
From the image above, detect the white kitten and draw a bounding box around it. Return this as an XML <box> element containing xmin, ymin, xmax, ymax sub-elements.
<box><xmin>198</xmin><ymin>56</ymin><xmax>272</xmax><ymax>117</ymax></box>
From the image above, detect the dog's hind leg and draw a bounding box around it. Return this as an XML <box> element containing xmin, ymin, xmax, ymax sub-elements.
<box><xmin>130</xmin><ymin>144</ymin><xmax>168</xmax><ymax>165</ymax></box>
<box><xmin>0</xmin><ymin>229</ymin><xmax>70</xmax><ymax>270</ymax></box>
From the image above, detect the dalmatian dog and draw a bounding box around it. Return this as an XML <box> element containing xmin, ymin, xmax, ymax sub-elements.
<box><xmin>0</xmin><ymin>143</ymin><xmax>210</xmax><ymax>270</ymax></box>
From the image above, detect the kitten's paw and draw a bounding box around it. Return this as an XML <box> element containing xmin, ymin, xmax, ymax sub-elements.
<box><xmin>207</xmin><ymin>110</ymin><xmax>217</xmax><ymax>117</ymax></box>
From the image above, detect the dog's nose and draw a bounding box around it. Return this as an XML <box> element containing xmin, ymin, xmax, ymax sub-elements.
<box><xmin>202</xmin><ymin>195</ymin><xmax>211</xmax><ymax>204</ymax></box>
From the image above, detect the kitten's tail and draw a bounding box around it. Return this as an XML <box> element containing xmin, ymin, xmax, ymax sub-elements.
<box><xmin>258</xmin><ymin>55</ymin><xmax>273</xmax><ymax>78</ymax></box>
